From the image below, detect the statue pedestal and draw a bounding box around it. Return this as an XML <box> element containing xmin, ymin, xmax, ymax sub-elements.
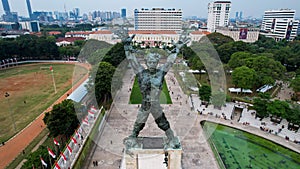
<box><xmin>122</xmin><ymin>137</ymin><xmax>182</xmax><ymax>169</ymax></box>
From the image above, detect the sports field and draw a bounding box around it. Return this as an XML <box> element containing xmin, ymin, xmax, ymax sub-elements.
<box><xmin>0</xmin><ymin>63</ymin><xmax>88</xmax><ymax>143</ymax></box>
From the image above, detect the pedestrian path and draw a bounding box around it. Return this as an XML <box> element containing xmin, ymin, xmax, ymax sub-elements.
<box><xmin>85</xmin><ymin>65</ymin><xmax>300</xmax><ymax>169</ymax></box>
<box><xmin>85</xmin><ymin>67</ymin><xmax>219</xmax><ymax>169</ymax></box>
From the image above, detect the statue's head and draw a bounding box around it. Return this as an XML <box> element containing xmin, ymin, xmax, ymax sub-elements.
<box><xmin>145</xmin><ymin>53</ymin><xmax>160</xmax><ymax>71</ymax></box>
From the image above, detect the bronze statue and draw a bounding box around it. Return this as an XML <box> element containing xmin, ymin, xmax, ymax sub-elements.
<box><xmin>123</xmin><ymin>34</ymin><xmax>189</xmax><ymax>149</ymax></box>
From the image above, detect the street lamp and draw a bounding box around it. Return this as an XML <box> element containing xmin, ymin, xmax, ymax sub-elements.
<box><xmin>5</xmin><ymin>92</ymin><xmax>16</xmax><ymax>132</ymax></box>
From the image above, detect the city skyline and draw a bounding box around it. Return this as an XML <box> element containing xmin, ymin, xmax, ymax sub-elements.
<box><xmin>0</xmin><ymin>0</ymin><xmax>300</xmax><ymax>19</ymax></box>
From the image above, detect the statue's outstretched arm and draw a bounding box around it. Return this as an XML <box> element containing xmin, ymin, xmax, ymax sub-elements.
<box><xmin>161</xmin><ymin>35</ymin><xmax>190</xmax><ymax>72</ymax></box>
<box><xmin>124</xmin><ymin>35</ymin><xmax>144</xmax><ymax>74</ymax></box>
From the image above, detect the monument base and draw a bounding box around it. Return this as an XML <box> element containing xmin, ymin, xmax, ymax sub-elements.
<box><xmin>121</xmin><ymin>137</ymin><xmax>182</xmax><ymax>169</ymax></box>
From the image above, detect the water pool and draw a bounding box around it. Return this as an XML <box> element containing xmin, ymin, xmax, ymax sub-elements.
<box><xmin>201</xmin><ymin>121</ymin><xmax>300</xmax><ymax>169</ymax></box>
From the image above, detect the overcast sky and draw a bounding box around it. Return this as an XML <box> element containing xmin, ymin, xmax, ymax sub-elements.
<box><xmin>1</xmin><ymin>0</ymin><xmax>300</xmax><ymax>18</ymax></box>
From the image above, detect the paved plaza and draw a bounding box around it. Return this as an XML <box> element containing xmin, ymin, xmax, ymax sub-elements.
<box><xmin>84</xmin><ymin>66</ymin><xmax>300</xmax><ymax>169</ymax></box>
<box><xmin>83</xmin><ymin>67</ymin><xmax>219</xmax><ymax>169</ymax></box>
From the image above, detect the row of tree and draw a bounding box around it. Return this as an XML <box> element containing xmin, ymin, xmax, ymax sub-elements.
<box><xmin>207</xmin><ymin>33</ymin><xmax>300</xmax><ymax>72</ymax></box>
<box><xmin>182</xmin><ymin>33</ymin><xmax>300</xmax><ymax>94</ymax></box>
<box><xmin>0</xmin><ymin>34</ymin><xmax>87</xmax><ymax>62</ymax></box>
<box><xmin>253</xmin><ymin>98</ymin><xmax>300</xmax><ymax>127</ymax></box>
<box><xmin>0</xmin><ymin>35</ymin><xmax>59</xmax><ymax>60</ymax></box>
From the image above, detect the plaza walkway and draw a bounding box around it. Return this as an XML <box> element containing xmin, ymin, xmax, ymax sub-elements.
<box><xmin>83</xmin><ymin>66</ymin><xmax>219</xmax><ymax>169</ymax></box>
<box><xmin>84</xmin><ymin>65</ymin><xmax>300</xmax><ymax>168</ymax></box>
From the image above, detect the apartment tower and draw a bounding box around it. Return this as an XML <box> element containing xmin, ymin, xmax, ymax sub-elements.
<box><xmin>207</xmin><ymin>1</ymin><xmax>231</xmax><ymax>33</ymax></box>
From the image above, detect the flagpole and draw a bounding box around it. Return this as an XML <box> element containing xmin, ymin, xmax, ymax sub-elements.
<box><xmin>40</xmin><ymin>155</ymin><xmax>44</xmax><ymax>169</ymax></box>
<box><xmin>47</xmin><ymin>147</ymin><xmax>53</xmax><ymax>167</ymax></box>
<box><xmin>50</xmin><ymin>66</ymin><xmax>57</xmax><ymax>94</ymax></box>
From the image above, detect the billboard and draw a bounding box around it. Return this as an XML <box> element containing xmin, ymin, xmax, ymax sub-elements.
<box><xmin>239</xmin><ymin>28</ymin><xmax>248</xmax><ymax>39</ymax></box>
<box><xmin>271</xmin><ymin>19</ymin><xmax>276</xmax><ymax>29</ymax></box>
<box><xmin>285</xmin><ymin>21</ymin><xmax>293</xmax><ymax>40</ymax></box>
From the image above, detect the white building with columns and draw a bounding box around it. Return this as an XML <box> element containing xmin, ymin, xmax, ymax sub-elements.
<box><xmin>128</xmin><ymin>30</ymin><xmax>180</xmax><ymax>48</ymax></box>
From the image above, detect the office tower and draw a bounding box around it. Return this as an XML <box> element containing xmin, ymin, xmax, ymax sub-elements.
<box><xmin>74</xmin><ymin>8</ymin><xmax>79</xmax><ymax>20</ymax></box>
<box><xmin>235</xmin><ymin>12</ymin><xmax>239</xmax><ymax>20</ymax></box>
<box><xmin>239</xmin><ymin>11</ymin><xmax>243</xmax><ymax>20</ymax></box>
<box><xmin>20</xmin><ymin>21</ymin><xmax>40</xmax><ymax>32</ymax></box>
<box><xmin>121</xmin><ymin>8</ymin><xmax>126</xmax><ymax>18</ymax></box>
<box><xmin>1</xmin><ymin>0</ymin><xmax>11</xmax><ymax>15</ymax></box>
<box><xmin>207</xmin><ymin>1</ymin><xmax>231</xmax><ymax>33</ymax></box>
<box><xmin>134</xmin><ymin>8</ymin><xmax>182</xmax><ymax>31</ymax></box>
<box><xmin>26</xmin><ymin>0</ymin><xmax>33</xmax><ymax>20</ymax></box>
<box><xmin>261</xmin><ymin>9</ymin><xmax>299</xmax><ymax>41</ymax></box>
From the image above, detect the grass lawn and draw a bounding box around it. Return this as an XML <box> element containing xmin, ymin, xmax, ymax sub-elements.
<box><xmin>129</xmin><ymin>77</ymin><xmax>172</xmax><ymax>104</ymax></box>
<box><xmin>0</xmin><ymin>63</ymin><xmax>88</xmax><ymax>143</ymax></box>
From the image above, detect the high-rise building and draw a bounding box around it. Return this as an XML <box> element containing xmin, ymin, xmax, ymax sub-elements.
<box><xmin>1</xmin><ymin>0</ymin><xmax>11</xmax><ymax>15</ymax></box>
<box><xmin>235</xmin><ymin>12</ymin><xmax>239</xmax><ymax>20</ymax></box>
<box><xmin>26</xmin><ymin>0</ymin><xmax>33</xmax><ymax>20</ymax></box>
<box><xmin>134</xmin><ymin>8</ymin><xmax>182</xmax><ymax>31</ymax></box>
<box><xmin>20</xmin><ymin>21</ymin><xmax>40</xmax><ymax>32</ymax></box>
<box><xmin>260</xmin><ymin>9</ymin><xmax>299</xmax><ymax>41</ymax></box>
<box><xmin>239</xmin><ymin>11</ymin><xmax>243</xmax><ymax>20</ymax></box>
<box><xmin>121</xmin><ymin>8</ymin><xmax>126</xmax><ymax>18</ymax></box>
<box><xmin>207</xmin><ymin>1</ymin><xmax>231</xmax><ymax>33</ymax></box>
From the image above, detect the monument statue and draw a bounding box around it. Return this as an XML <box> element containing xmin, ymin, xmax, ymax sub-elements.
<box><xmin>123</xmin><ymin>34</ymin><xmax>189</xmax><ymax>150</ymax></box>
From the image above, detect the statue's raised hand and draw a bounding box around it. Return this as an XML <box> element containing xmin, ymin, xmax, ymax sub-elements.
<box><xmin>170</xmin><ymin>35</ymin><xmax>190</xmax><ymax>53</ymax></box>
<box><xmin>174</xmin><ymin>35</ymin><xmax>190</xmax><ymax>49</ymax></box>
<box><xmin>123</xmin><ymin>34</ymin><xmax>135</xmax><ymax>45</ymax></box>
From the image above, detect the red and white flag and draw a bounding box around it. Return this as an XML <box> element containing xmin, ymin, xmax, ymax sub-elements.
<box><xmin>71</xmin><ymin>137</ymin><xmax>77</xmax><ymax>144</ymax></box>
<box><xmin>40</xmin><ymin>157</ymin><xmax>47</xmax><ymax>167</ymax></box>
<box><xmin>49</xmin><ymin>66</ymin><xmax>53</xmax><ymax>72</ymax></box>
<box><xmin>47</xmin><ymin>147</ymin><xmax>56</xmax><ymax>158</ymax></box>
<box><xmin>88</xmin><ymin>110</ymin><xmax>95</xmax><ymax>116</ymax></box>
<box><xmin>60</xmin><ymin>152</ymin><xmax>67</xmax><ymax>162</ymax></box>
<box><xmin>91</xmin><ymin>106</ymin><xmax>97</xmax><ymax>113</ymax></box>
<box><xmin>78</xmin><ymin>127</ymin><xmax>83</xmax><ymax>133</ymax></box>
<box><xmin>82</xmin><ymin>116</ymin><xmax>89</xmax><ymax>125</ymax></box>
<box><xmin>76</xmin><ymin>130</ymin><xmax>81</xmax><ymax>138</ymax></box>
<box><xmin>54</xmin><ymin>162</ymin><xmax>61</xmax><ymax>169</ymax></box>
<box><xmin>67</xmin><ymin>145</ymin><xmax>72</xmax><ymax>154</ymax></box>
<box><xmin>54</xmin><ymin>138</ymin><xmax>60</xmax><ymax>146</ymax></box>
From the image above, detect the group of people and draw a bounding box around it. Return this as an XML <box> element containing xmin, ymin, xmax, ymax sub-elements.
<box><xmin>92</xmin><ymin>160</ymin><xmax>98</xmax><ymax>167</ymax></box>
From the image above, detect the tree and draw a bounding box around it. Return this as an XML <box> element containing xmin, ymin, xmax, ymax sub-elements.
<box><xmin>22</xmin><ymin>145</ymin><xmax>50</xmax><ymax>169</ymax></box>
<box><xmin>43</xmin><ymin>99</ymin><xmax>79</xmax><ymax>138</ymax></box>
<box><xmin>103</xmin><ymin>42</ymin><xmax>126</xmax><ymax>67</ymax></box>
<box><xmin>204</xmin><ymin>32</ymin><xmax>234</xmax><ymax>47</ymax></box>
<box><xmin>228</xmin><ymin>52</ymin><xmax>253</xmax><ymax>69</ymax></box>
<box><xmin>198</xmin><ymin>84</ymin><xmax>211</xmax><ymax>102</ymax></box>
<box><xmin>251</xmin><ymin>55</ymin><xmax>286</xmax><ymax>86</ymax></box>
<box><xmin>285</xmin><ymin>104</ymin><xmax>300</xmax><ymax>125</ymax></box>
<box><xmin>253</xmin><ymin>98</ymin><xmax>269</xmax><ymax>119</ymax></box>
<box><xmin>267</xmin><ymin>100</ymin><xmax>290</xmax><ymax>118</ymax></box>
<box><xmin>254</xmin><ymin>35</ymin><xmax>277</xmax><ymax>51</ymax></box>
<box><xmin>290</xmin><ymin>76</ymin><xmax>300</xmax><ymax>93</ymax></box>
<box><xmin>94</xmin><ymin>62</ymin><xmax>116</xmax><ymax>104</ymax></box>
<box><xmin>232</xmin><ymin>66</ymin><xmax>256</xmax><ymax>91</ymax></box>
<box><xmin>217</xmin><ymin>41</ymin><xmax>252</xmax><ymax>63</ymax></box>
